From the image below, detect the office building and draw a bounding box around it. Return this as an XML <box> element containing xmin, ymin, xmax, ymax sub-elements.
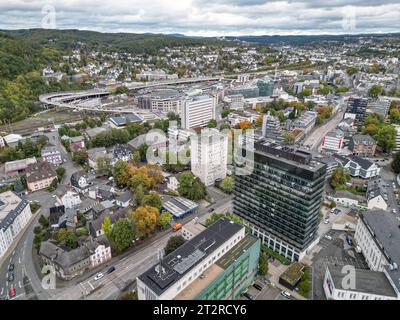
<box><xmin>181</xmin><ymin>96</ymin><xmax>216</xmax><ymax>129</ymax></box>
<box><xmin>0</xmin><ymin>191</ymin><xmax>32</xmax><ymax>258</ymax></box>
<box><xmin>191</xmin><ymin>128</ymin><xmax>228</xmax><ymax>186</ymax></box>
<box><xmin>257</xmin><ymin>79</ymin><xmax>274</xmax><ymax>97</ymax></box>
<box><xmin>321</xmin><ymin>129</ymin><xmax>344</xmax><ymax>153</ymax></box>
<box><xmin>230</xmin><ymin>85</ymin><xmax>259</xmax><ymax>99</ymax></box>
<box><xmin>261</xmin><ymin>112</ymin><xmax>282</xmax><ymax>142</ymax></box>
<box><xmin>367</xmin><ymin>97</ymin><xmax>391</xmax><ymax>117</ymax></box>
<box><xmin>137</xmin><ymin>219</ymin><xmax>248</xmax><ymax>300</ymax></box>
<box><xmin>137</xmin><ymin>88</ymin><xmax>184</xmax><ymax>113</ymax></box>
<box><xmin>233</xmin><ymin>141</ymin><xmax>327</xmax><ymax>261</ymax></box>
<box><xmin>394</xmin><ymin>125</ymin><xmax>400</xmax><ymax>153</ymax></box>
<box><xmin>287</xmin><ymin>111</ymin><xmax>318</xmax><ymax>135</ymax></box>
<box><xmin>344</xmin><ymin>98</ymin><xmax>368</xmax><ymax>125</ymax></box>
<box><xmin>41</xmin><ymin>146</ymin><xmax>63</xmax><ymax>166</ymax></box>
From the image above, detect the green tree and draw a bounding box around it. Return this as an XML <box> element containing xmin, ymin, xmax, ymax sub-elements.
<box><xmin>368</xmin><ymin>85</ymin><xmax>383</xmax><ymax>98</ymax></box>
<box><xmin>38</xmin><ymin>215</ymin><xmax>49</xmax><ymax>228</ymax></box>
<box><xmin>220</xmin><ymin>176</ymin><xmax>234</xmax><ymax>194</ymax></box>
<box><xmin>113</xmin><ymin>160</ymin><xmax>129</xmax><ymax>187</ymax></box>
<box><xmin>109</xmin><ymin>218</ymin><xmax>134</xmax><ymax>252</ymax></box>
<box><xmin>138</xmin><ymin>143</ymin><xmax>149</xmax><ymax>162</ymax></box>
<box><xmin>72</xmin><ymin>150</ymin><xmax>88</xmax><ymax>165</ymax></box>
<box><xmin>96</xmin><ymin>156</ymin><xmax>113</xmax><ymax>176</ymax></box>
<box><xmin>207</xmin><ymin>119</ymin><xmax>217</xmax><ymax>128</ymax></box>
<box><xmin>142</xmin><ymin>192</ymin><xmax>163</xmax><ymax>210</ymax></box>
<box><xmin>283</xmin><ymin>133</ymin><xmax>295</xmax><ymax>145</ymax></box>
<box><xmin>391</xmin><ymin>152</ymin><xmax>400</xmax><ymax>174</ymax></box>
<box><xmin>258</xmin><ymin>253</ymin><xmax>269</xmax><ymax>276</ymax></box>
<box><xmin>164</xmin><ymin>235</ymin><xmax>186</xmax><ymax>255</ymax></box>
<box><xmin>221</xmin><ymin>109</ymin><xmax>231</xmax><ymax>118</ymax></box>
<box><xmin>134</xmin><ymin>184</ymin><xmax>145</xmax><ymax>206</ymax></box>
<box><xmin>178</xmin><ymin>171</ymin><xmax>207</xmax><ymax>200</ymax></box>
<box><xmin>158</xmin><ymin>211</ymin><xmax>172</xmax><ymax>230</ymax></box>
<box><xmin>374</xmin><ymin>125</ymin><xmax>396</xmax><ymax>153</ymax></box>
<box><xmin>102</xmin><ymin>216</ymin><xmax>112</xmax><ymax>238</ymax></box>
<box><xmin>56</xmin><ymin>166</ymin><xmax>66</xmax><ymax>181</ymax></box>
<box><xmin>331</xmin><ymin>167</ymin><xmax>351</xmax><ymax>189</ymax></box>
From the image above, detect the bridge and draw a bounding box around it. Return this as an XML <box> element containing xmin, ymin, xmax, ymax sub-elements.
<box><xmin>39</xmin><ymin>77</ymin><xmax>224</xmax><ymax>114</ymax></box>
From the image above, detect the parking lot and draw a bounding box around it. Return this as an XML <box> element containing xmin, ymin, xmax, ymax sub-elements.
<box><xmin>238</xmin><ymin>277</ymin><xmax>295</xmax><ymax>301</ymax></box>
<box><xmin>311</xmin><ymin>230</ymin><xmax>369</xmax><ymax>300</ymax></box>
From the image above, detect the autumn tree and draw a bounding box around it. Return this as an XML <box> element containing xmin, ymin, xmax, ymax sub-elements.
<box><xmin>102</xmin><ymin>216</ymin><xmax>111</xmax><ymax>238</ymax></box>
<box><xmin>142</xmin><ymin>192</ymin><xmax>163</xmax><ymax>210</ymax></box>
<box><xmin>131</xmin><ymin>205</ymin><xmax>160</xmax><ymax>238</ymax></box>
<box><xmin>164</xmin><ymin>235</ymin><xmax>186</xmax><ymax>255</ymax></box>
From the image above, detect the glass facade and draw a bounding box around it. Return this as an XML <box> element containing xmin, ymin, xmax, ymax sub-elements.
<box><xmin>233</xmin><ymin>144</ymin><xmax>326</xmax><ymax>254</ymax></box>
<box><xmin>257</xmin><ymin>79</ymin><xmax>274</xmax><ymax>97</ymax></box>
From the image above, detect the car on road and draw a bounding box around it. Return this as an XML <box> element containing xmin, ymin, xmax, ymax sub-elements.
<box><xmin>94</xmin><ymin>273</ymin><xmax>104</xmax><ymax>281</ymax></box>
<box><xmin>323</xmin><ymin>219</ymin><xmax>329</xmax><ymax>224</ymax></box>
<box><xmin>243</xmin><ymin>292</ymin><xmax>254</xmax><ymax>300</ymax></box>
<box><xmin>253</xmin><ymin>283</ymin><xmax>263</xmax><ymax>291</ymax></box>
<box><xmin>392</xmin><ymin>209</ymin><xmax>397</xmax><ymax>214</ymax></box>
<box><xmin>8</xmin><ymin>273</ymin><xmax>14</xmax><ymax>282</ymax></box>
<box><xmin>346</xmin><ymin>234</ymin><xmax>353</xmax><ymax>246</ymax></box>
<box><xmin>106</xmin><ymin>266</ymin><xmax>115</xmax><ymax>274</ymax></box>
<box><xmin>8</xmin><ymin>264</ymin><xmax>14</xmax><ymax>272</ymax></box>
<box><xmin>280</xmin><ymin>291</ymin><xmax>291</xmax><ymax>299</ymax></box>
<box><xmin>9</xmin><ymin>287</ymin><xmax>15</xmax><ymax>298</ymax></box>
<box><xmin>324</xmin><ymin>235</ymin><xmax>332</xmax><ymax>240</ymax></box>
<box><xmin>208</xmin><ymin>208</ymin><xmax>215</xmax><ymax>213</ymax></box>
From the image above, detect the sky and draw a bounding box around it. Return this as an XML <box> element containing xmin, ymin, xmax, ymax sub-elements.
<box><xmin>0</xmin><ymin>0</ymin><xmax>400</xmax><ymax>36</ymax></box>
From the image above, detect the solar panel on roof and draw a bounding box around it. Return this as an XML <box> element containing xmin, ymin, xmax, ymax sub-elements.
<box><xmin>173</xmin><ymin>249</ymin><xmax>206</xmax><ymax>275</ymax></box>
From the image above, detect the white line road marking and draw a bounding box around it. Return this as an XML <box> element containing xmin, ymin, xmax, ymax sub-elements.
<box><xmin>0</xmin><ymin>287</ymin><xmax>3</xmax><ymax>295</ymax></box>
<box><xmin>12</xmin><ymin>250</ymin><xmax>15</xmax><ymax>256</ymax></box>
<box><xmin>18</xmin><ymin>257</ymin><xmax>21</xmax><ymax>264</ymax></box>
<box><xmin>89</xmin><ymin>282</ymin><xmax>94</xmax><ymax>290</ymax></box>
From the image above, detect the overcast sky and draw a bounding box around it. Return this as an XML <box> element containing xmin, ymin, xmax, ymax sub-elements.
<box><xmin>1</xmin><ymin>0</ymin><xmax>400</xmax><ymax>36</ymax></box>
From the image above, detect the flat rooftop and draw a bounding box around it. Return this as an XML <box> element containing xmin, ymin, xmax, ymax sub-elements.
<box><xmin>0</xmin><ymin>191</ymin><xmax>28</xmax><ymax>231</ymax></box>
<box><xmin>255</xmin><ymin>140</ymin><xmax>326</xmax><ymax>172</ymax></box>
<box><xmin>175</xmin><ymin>235</ymin><xmax>257</xmax><ymax>300</ymax></box>
<box><xmin>328</xmin><ymin>265</ymin><xmax>397</xmax><ymax>298</ymax></box>
<box><xmin>138</xmin><ymin>219</ymin><xmax>243</xmax><ymax>297</ymax></box>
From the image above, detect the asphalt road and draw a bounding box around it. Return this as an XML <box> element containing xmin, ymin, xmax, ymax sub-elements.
<box><xmin>50</xmin><ymin>196</ymin><xmax>232</xmax><ymax>300</ymax></box>
<box><xmin>0</xmin><ymin>129</ymin><xmax>81</xmax><ymax>300</ymax></box>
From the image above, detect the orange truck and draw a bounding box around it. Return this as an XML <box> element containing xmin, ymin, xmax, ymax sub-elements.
<box><xmin>172</xmin><ymin>223</ymin><xmax>182</xmax><ymax>232</ymax></box>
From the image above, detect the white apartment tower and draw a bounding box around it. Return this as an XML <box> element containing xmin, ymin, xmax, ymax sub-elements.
<box><xmin>191</xmin><ymin>128</ymin><xmax>228</xmax><ymax>186</ymax></box>
<box><xmin>181</xmin><ymin>95</ymin><xmax>216</xmax><ymax>129</ymax></box>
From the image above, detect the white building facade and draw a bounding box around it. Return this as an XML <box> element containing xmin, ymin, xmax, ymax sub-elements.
<box><xmin>190</xmin><ymin>129</ymin><xmax>228</xmax><ymax>187</ymax></box>
<box><xmin>181</xmin><ymin>95</ymin><xmax>216</xmax><ymax>129</ymax></box>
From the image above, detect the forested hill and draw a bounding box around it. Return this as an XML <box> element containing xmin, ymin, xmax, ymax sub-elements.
<box><xmin>0</xmin><ymin>32</ymin><xmax>87</xmax><ymax>124</ymax></box>
<box><xmin>2</xmin><ymin>29</ymin><xmax>228</xmax><ymax>54</ymax></box>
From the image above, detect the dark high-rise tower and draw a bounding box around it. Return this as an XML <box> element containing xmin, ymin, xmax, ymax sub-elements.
<box><xmin>233</xmin><ymin>140</ymin><xmax>327</xmax><ymax>261</ymax></box>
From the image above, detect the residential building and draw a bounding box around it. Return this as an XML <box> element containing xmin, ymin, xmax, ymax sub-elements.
<box><xmin>330</xmin><ymin>190</ymin><xmax>365</xmax><ymax>209</ymax></box>
<box><xmin>237</xmin><ymin>74</ymin><xmax>249</xmax><ymax>83</ymax></box>
<box><xmin>257</xmin><ymin>79</ymin><xmax>274</xmax><ymax>97</ymax></box>
<box><xmin>112</xmin><ymin>144</ymin><xmax>132</xmax><ymax>165</ymax></box>
<box><xmin>167</xmin><ymin>176</ymin><xmax>179</xmax><ymax>193</ymax></box>
<box><xmin>261</xmin><ymin>112</ymin><xmax>282</xmax><ymax>142</ymax></box>
<box><xmin>0</xmin><ymin>191</ymin><xmax>32</xmax><ymax>258</ymax></box>
<box><xmin>115</xmin><ymin>190</ymin><xmax>133</xmax><ymax>208</ymax></box>
<box><xmin>324</xmin><ymin>265</ymin><xmax>398</xmax><ymax>300</ymax></box>
<box><xmin>70</xmin><ymin>171</ymin><xmax>89</xmax><ymax>193</ymax></box>
<box><xmin>41</xmin><ymin>146</ymin><xmax>63</xmax><ymax>166</ymax></box>
<box><xmin>67</xmin><ymin>136</ymin><xmax>85</xmax><ymax>153</ymax></box>
<box><xmin>318</xmin><ymin>156</ymin><xmax>339</xmax><ymax>179</ymax></box>
<box><xmin>191</xmin><ymin>128</ymin><xmax>228</xmax><ymax>186</ymax></box>
<box><xmin>60</xmin><ymin>190</ymin><xmax>82</xmax><ymax>209</ymax></box>
<box><xmin>233</xmin><ymin>140</ymin><xmax>327</xmax><ymax>261</ymax></box>
<box><xmin>181</xmin><ymin>95</ymin><xmax>216</xmax><ymax>129</ymax></box>
<box><xmin>344</xmin><ymin>156</ymin><xmax>380</xmax><ymax>179</ymax></box>
<box><xmin>394</xmin><ymin>125</ymin><xmax>400</xmax><ymax>153</ymax></box>
<box><xmin>26</xmin><ymin>162</ymin><xmax>57</xmax><ymax>192</ymax></box>
<box><xmin>87</xmin><ymin>147</ymin><xmax>110</xmax><ymax>171</ymax></box>
<box><xmin>137</xmin><ymin>219</ymin><xmax>248</xmax><ymax>300</ymax></box>
<box><xmin>322</xmin><ymin>129</ymin><xmax>344</xmax><ymax>153</ymax></box>
<box><xmin>344</xmin><ymin>98</ymin><xmax>368</xmax><ymax>125</ymax></box>
<box><xmin>367</xmin><ymin>186</ymin><xmax>388</xmax><ymax>211</ymax></box>
<box><xmin>39</xmin><ymin>238</ymin><xmax>111</xmax><ymax>280</ymax></box>
<box><xmin>225</xmin><ymin>94</ymin><xmax>245</xmax><ymax>111</ymax></box>
<box><xmin>349</xmin><ymin>135</ymin><xmax>377</xmax><ymax>157</ymax></box>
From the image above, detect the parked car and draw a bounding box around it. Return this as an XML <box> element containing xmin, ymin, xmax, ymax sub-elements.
<box><xmin>392</xmin><ymin>209</ymin><xmax>397</xmax><ymax>214</ymax></box>
<box><xmin>8</xmin><ymin>264</ymin><xmax>14</xmax><ymax>272</ymax></box>
<box><xmin>94</xmin><ymin>273</ymin><xmax>104</xmax><ymax>281</ymax></box>
<box><xmin>346</xmin><ymin>234</ymin><xmax>353</xmax><ymax>246</ymax></box>
<box><xmin>9</xmin><ymin>287</ymin><xmax>15</xmax><ymax>298</ymax></box>
<box><xmin>324</xmin><ymin>235</ymin><xmax>332</xmax><ymax>240</ymax></box>
<box><xmin>106</xmin><ymin>266</ymin><xmax>115</xmax><ymax>274</ymax></box>
<box><xmin>324</xmin><ymin>219</ymin><xmax>330</xmax><ymax>224</ymax></box>
<box><xmin>243</xmin><ymin>292</ymin><xmax>254</xmax><ymax>300</ymax></box>
<box><xmin>208</xmin><ymin>208</ymin><xmax>215</xmax><ymax>213</ymax></box>
<box><xmin>8</xmin><ymin>273</ymin><xmax>14</xmax><ymax>282</ymax></box>
<box><xmin>253</xmin><ymin>284</ymin><xmax>263</xmax><ymax>291</ymax></box>
<box><xmin>280</xmin><ymin>291</ymin><xmax>291</xmax><ymax>299</ymax></box>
